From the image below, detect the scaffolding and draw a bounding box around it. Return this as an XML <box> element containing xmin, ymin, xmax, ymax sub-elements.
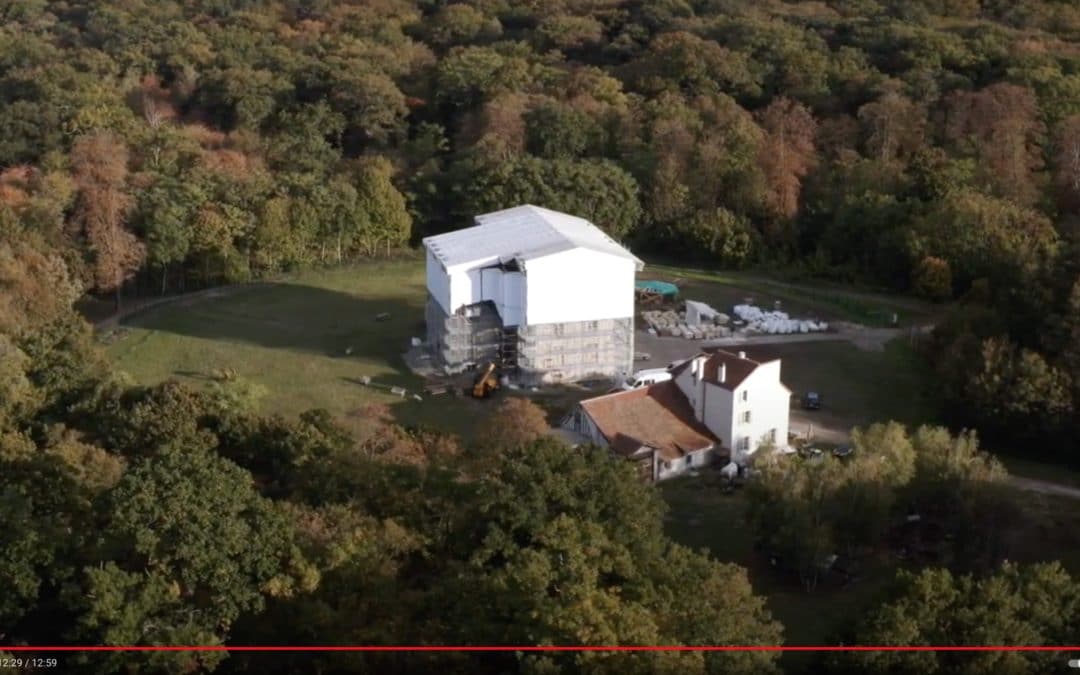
<box><xmin>517</xmin><ymin>317</ymin><xmax>634</xmax><ymax>384</ymax></box>
<box><xmin>426</xmin><ymin>295</ymin><xmax>634</xmax><ymax>383</ymax></box>
<box><xmin>427</xmin><ymin>298</ymin><xmax>502</xmax><ymax>367</ymax></box>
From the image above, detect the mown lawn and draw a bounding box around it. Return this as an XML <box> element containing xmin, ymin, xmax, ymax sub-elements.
<box><xmin>106</xmin><ymin>261</ymin><xmax>492</xmax><ymax>438</ymax></box>
<box><xmin>104</xmin><ymin>260</ymin><xmax>603</xmax><ymax>439</ymax></box>
<box><xmin>747</xmin><ymin>338</ymin><xmax>940</xmax><ymax>430</ymax></box>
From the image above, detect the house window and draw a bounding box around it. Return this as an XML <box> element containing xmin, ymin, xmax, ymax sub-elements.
<box><xmin>542</xmin><ymin>358</ymin><xmax>554</xmax><ymax>369</ymax></box>
<box><xmin>739</xmin><ymin>437</ymin><xmax>751</xmax><ymax>451</ymax></box>
<box><xmin>741</xmin><ymin>390</ymin><xmax>749</xmax><ymax>402</ymax></box>
<box><xmin>768</xmin><ymin>428</ymin><xmax>777</xmax><ymax>443</ymax></box>
<box><xmin>741</xmin><ymin>410</ymin><xmax>752</xmax><ymax>424</ymax></box>
<box><xmin>554</xmin><ymin>324</ymin><xmax>565</xmax><ymax>337</ymax></box>
<box><xmin>586</xmin><ymin>320</ymin><xmax>598</xmax><ymax>331</ymax></box>
<box><xmin>686</xmin><ymin>454</ymin><xmax>693</xmax><ymax>467</ymax></box>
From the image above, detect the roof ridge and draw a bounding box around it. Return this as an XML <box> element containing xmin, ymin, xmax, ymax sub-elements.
<box><xmin>527</xmin><ymin>205</ymin><xmax>571</xmax><ymax>246</ymax></box>
<box><xmin>579</xmin><ymin>383</ymin><xmax>659</xmax><ymax>406</ymax></box>
<box><xmin>709</xmin><ymin>349</ymin><xmax>763</xmax><ymax>366</ymax></box>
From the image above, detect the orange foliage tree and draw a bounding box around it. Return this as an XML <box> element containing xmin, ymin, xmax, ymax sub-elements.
<box><xmin>70</xmin><ymin>133</ymin><xmax>145</xmax><ymax>309</ymax></box>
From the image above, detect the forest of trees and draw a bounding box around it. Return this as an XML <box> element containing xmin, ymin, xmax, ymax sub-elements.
<box><xmin>5</xmin><ymin>232</ymin><xmax>1080</xmax><ymax>671</ymax></box>
<box><xmin>3</xmin><ymin>0</ymin><xmax>1080</xmax><ymax>668</ymax></box>
<box><xmin>2</xmin><ymin>0</ymin><xmax>1079</xmax><ymax>456</ymax></box>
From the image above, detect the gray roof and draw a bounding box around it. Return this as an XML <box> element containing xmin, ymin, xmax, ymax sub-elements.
<box><xmin>423</xmin><ymin>205</ymin><xmax>644</xmax><ymax>271</ymax></box>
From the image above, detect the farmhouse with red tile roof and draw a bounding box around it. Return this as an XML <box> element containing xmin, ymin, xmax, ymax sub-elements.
<box><xmin>563</xmin><ymin>350</ymin><xmax>792</xmax><ymax>481</ymax></box>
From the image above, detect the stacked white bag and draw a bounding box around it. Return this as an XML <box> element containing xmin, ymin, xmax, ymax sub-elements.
<box><xmin>732</xmin><ymin>304</ymin><xmax>828</xmax><ymax>335</ymax></box>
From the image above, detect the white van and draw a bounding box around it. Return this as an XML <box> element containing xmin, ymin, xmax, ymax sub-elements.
<box><xmin>619</xmin><ymin>368</ymin><xmax>673</xmax><ymax>391</ymax></box>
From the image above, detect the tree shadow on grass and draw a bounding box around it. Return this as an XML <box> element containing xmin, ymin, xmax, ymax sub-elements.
<box><xmin>122</xmin><ymin>282</ymin><xmax>427</xmax><ymax>362</ymax></box>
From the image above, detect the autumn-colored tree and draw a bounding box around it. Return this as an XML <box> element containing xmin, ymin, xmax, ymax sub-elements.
<box><xmin>756</xmin><ymin>98</ymin><xmax>817</xmax><ymax>237</ymax></box>
<box><xmin>70</xmin><ymin>133</ymin><xmax>144</xmax><ymax>309</ymax></box>
<box><xmin>1053</xmin><ymin>114</ymin><xmax>1080</xmax><ymax>212</ymax></box>
<box><xmin>945</xmin><ymin>83</ymin><xmax>1046</xmax><ymax>205</ymax></box>
<box><xmin>456</xmin><ymin>92</ymin><xmax>528</xmax><ymax>160</ymax></box>
<box><xmin>0</xmin><ymin>234</ymin><xmax>82</xmax><ymax>337</ymax></box>
<box><xmin>857</xmin><ymin>89</ymin><xmax>926</xmax><ymax>163</ymax></box>
<box><xmin>912</xmin><ymin>255</ymin><xmax>953</xmax><ymax>301</ymax></box>
<box><xmin>478</xmin><ymin>397</ymin><xmax>550</xmax><ymax>454</ymax></box>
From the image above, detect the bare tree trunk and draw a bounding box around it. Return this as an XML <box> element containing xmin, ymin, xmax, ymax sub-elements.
<box><xmin>161</xmin><ymin>263</ymin><xmax>168</xmax><ymax>296</ymax></box>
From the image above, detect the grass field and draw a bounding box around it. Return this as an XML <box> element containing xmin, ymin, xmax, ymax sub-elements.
<box><xmin>747</xmin><ymin>338</ymin><xmax>939</xmax><ymax>431</ymax></box>
<box><xmin>106</xmin><ymin>261</ymin><xmax>500</xmax><ymax>437</ymax></box>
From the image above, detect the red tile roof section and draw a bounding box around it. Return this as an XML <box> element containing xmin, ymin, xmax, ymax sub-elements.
<box><xmin>579</xmin><ymin>380</ymin><xmax>719</xmax><ymax>461</ymax></box>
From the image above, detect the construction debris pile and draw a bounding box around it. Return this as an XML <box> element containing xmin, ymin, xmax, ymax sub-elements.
<box><xmin>641</xmin><ymin>309</ymin><xmax>732</xmax><ymax>339</ymax></box>
<box><xmin>732</xmin><ymin>304</ymin><xmax>828</xmax><ymax>334</ymax></box>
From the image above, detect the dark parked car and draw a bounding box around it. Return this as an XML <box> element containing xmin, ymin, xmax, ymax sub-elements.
<box><xmin>802</xmin><ymin>391</ymin><xmax>822</xmax><ymax>410</ymax></box>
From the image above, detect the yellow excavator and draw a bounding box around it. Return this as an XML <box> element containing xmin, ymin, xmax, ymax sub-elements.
<box><xmin>471</xmin><ymin>362</ymin><xmax>500</xmax><ymax>399</ymax></box>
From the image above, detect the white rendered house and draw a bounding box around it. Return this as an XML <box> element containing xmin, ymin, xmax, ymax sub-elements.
<box><xmin>423</xmin><ymin>205</ymin><xmax>644</xmax><ymax>383</ymax></box>
<box><xmin>564</xmin><ymin>349</ymin><xmax>792</xmax><ymax>480</ymax></box>
<box><xmin>669</xmin><ymin>350</ymin><xmax>792</xmax><ymax>465</ymax></box>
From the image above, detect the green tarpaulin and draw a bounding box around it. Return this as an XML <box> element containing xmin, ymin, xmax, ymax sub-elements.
<box><xmin>635</xmin><ymin>280</ymin><xmax>679</xmax><ymax>297</ymax></box>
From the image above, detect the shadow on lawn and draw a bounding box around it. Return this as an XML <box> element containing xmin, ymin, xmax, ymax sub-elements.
<box><xmin>124</xmin><ymin>282</ymin><xmax>426</xmax><ymax>360</ymax></box>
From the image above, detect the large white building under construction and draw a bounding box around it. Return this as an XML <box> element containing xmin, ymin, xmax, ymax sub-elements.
<box><xmin>423</xmin><ymin>205</ymin><xmax>644</xmax><ymax>384</ymax></box>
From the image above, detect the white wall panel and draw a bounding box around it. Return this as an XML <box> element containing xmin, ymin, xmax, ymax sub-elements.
<box><xmin>502</xmin><ymin>271</ymin><xmax>525</xmax><ymax>326</ymax></box>
<box><xmin>446</xmin><ymin>267</ymin><xmax>482</xmax><ymax>314</ymax></box>
<box><xmin>522</xmin><ymin>249</ymin><xmax>636</xmax><ymax>325</ymax></box>
<box><xmin>481</xmin><ymin>267</ymin><xmax>502</xmax><ymax>306</ymax></box>
<box><xmin>425</xmin><ymin>249</ymin><xmax>451</xmax><ymax>314</ymax></box>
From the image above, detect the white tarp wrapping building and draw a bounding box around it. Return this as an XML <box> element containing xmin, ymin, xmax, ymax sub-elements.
<box><xmin>423</xmin><ymin>205</ymin><xmax>644</xmax><ymax>384</ymax></box>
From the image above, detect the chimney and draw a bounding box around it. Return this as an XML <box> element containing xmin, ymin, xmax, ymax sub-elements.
<box><xmin>719</xmin><ymin>363</ymin><xmax>727</xmax><ymax>383</ymax></box>
<box><xmin>738</xmin><ymin>351</ymin><xmax>746</xmax><ymax>360</ymax></box>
